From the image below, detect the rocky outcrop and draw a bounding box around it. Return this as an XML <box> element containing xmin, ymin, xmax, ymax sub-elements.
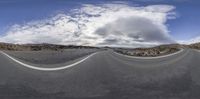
<box><xmin>189</xmin><ymin>42</ymin><xmax>200</xmax><ymax>49</ymax></box>
<box><xmin>115</xmin><ymin>44</ymin><xmax>182</xmax><ymax>57</ymax></box>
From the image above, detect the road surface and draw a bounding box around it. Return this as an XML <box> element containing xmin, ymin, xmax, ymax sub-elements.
<box><xmin>0</xmin><ymin>49</ymin><xmax>200</xmax><ymax>99</ymax></box>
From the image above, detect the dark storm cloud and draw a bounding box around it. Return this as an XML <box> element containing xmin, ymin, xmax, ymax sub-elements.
<box><xmin>95</xmin><ymin>16</ymin><xmax>175</xmax><ymax>46</ymax></box>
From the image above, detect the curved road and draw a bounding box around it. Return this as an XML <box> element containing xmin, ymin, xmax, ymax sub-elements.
<box><xmin>0</xmin><ymin>49</ymin><xmax>200</xmax><ymax>99</ymax></box>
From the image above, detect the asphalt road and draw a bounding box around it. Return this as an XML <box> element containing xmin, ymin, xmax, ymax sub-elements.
<box><xmin>0</xmin><ymin>49</ymin><xmax>200</xmax><ymax>99</ymax></box>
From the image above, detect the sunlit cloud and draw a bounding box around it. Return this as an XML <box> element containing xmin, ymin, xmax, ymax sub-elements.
<box><xmin>0</xmin><ymin>3</ymin><xmax>176</xmax><ymax>47</ymax></box>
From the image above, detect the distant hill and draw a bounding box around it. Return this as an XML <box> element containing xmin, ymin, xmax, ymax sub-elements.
<box><xmin>0</xmin><ymin>42</ymin><xmax>98</xmax><ymax>51</ymax></box>
<box><xmin>0</xmin><ymin>42</ymin><xmax>200</xmax><ymax>51</ymax></box>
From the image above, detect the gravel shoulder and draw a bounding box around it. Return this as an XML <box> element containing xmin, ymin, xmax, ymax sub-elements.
<box><xmin>4</xmin><ymin>49</ymin><xmax>99</xmax><ymax>65</ymax></box>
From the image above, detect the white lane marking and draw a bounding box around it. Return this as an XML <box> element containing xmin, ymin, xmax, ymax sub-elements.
<box><xmin>114</xmin><ymin>49</ymin><xmax>184</xmax><ymax>59</ymax></box>
<box><xmin>0</xmin><ymin>51</ymin><xmax>97</xmax><ymax>71</ymax></box>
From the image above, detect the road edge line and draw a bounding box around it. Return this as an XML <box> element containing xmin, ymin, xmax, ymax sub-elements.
<box><xmin>0</xmin><ymin>51</ymin><xmax>97</xmax><ymax>71</ymax></box>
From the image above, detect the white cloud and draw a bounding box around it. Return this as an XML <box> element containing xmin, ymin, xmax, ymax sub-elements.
<box><xmin>0</xmin><ymin>3</ymin><xmax>176</xmax><ymax>47</ymax></box>
<box><xmin>178</xmin><ymin>36</ymin><xmax>200</xmax><ymax>45</ymax></box>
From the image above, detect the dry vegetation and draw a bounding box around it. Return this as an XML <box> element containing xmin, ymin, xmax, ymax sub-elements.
<box><xmin>114</xmin><ymin>44</ymin><xmax>183</xmax><ymax>57</ymax></box>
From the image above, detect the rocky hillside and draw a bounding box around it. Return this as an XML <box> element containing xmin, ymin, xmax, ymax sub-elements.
<box><xmin>0</xmin><ymin>42</ymin><xmax>98</xmax><ymax>51</ymax></box>
<box><xmin>188</xmin><ymin>42</ymin><xmax>200</xmax><ymax>49</ymax></box>
<box><xmin>0</xmin><ymin>43</ymin><xmax>27</xmax><ymax>51</ymax></box>
<box><xmin>114</xmin><ymin>44</ymin><xmax>183</xmax><ymax>57</ymax></box>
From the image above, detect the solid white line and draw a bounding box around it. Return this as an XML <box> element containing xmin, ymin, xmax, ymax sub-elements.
<box><xmin>0</xmin><ymin>51</ymin><xmax>97</xmax><ymax>71</ymax></box>
<box><xmin>114</xmin><ymin>49</ymin><xmax>184</xmax><ymax>59</ymax></box>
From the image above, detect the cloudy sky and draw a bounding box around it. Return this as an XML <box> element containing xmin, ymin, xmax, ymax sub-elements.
<box><xmin>0</xmin><ymin>0</ymin><xmax>199</xmax><ymax>47</ymax></box>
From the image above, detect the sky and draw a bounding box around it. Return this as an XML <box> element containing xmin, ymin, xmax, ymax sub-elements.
<box><xmin>0</xmin><ymin>0</ymin><xmax>200</xmax><ymax>47</ymax></box>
